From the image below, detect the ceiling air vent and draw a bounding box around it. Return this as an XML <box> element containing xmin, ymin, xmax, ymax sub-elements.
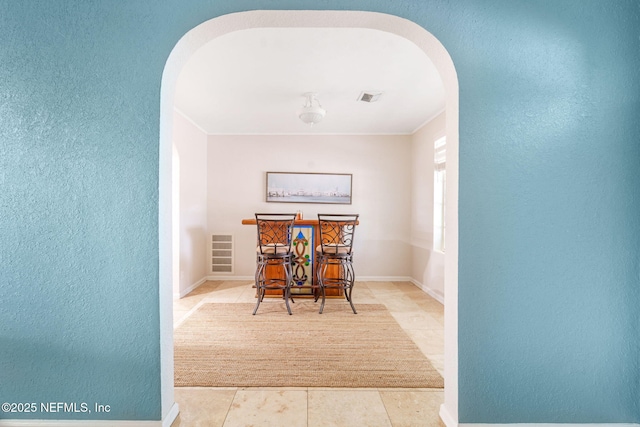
<box><xmin>357</xmin><ymin>91</ymin><xmax>383</xmax><ymax>103</ymax></box>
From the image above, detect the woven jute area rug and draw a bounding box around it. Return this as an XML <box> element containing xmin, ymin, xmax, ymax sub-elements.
<box><xmin>174</xmin><ymin>301</ymin><xmax>444</xmax><ymax>388</ymax></box>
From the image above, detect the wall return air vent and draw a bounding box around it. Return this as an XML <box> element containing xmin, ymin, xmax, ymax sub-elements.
<box><xmin>211</xmin><ymin>234</ymin><xmax>233</xmax><ymax>273</ymax></box>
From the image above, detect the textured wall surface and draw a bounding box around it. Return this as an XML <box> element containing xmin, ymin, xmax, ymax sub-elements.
<box><xmin>0</xmin><ymin>0</ymin><xmax>638</xmax><ymax>423</ymax></box>
<box><xmin>454</xmin><ymin>1</ymin><xmax>640</xmax><ymax>422</ymax></box>
<box><xmin>0</xmin><ymin>1</ymin><xmax>170</xmax><ymax>421</ymax></box>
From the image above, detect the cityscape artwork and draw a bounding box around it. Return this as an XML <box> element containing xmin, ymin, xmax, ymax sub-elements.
<box><xmin>266</xmin><ymin>172</ymin><xmax>352</xmax><ymax>204</ymax></box>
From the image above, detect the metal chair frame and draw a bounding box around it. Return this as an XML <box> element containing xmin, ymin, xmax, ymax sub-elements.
<box><xmin>253</xmin><ymin>213</ymin><xmax>297</xmax><ymax>315</ymax></box>
<box><xmin>315</xmin><ymin>214</ymin><xmax>359</xmax><ymax>314</ymax></box>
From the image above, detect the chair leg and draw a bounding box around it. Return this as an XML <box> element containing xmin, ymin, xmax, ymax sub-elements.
<box><xmin>346</xmin><ymin>286</ymin><xmax>356</xmax><ymax>314</ymax></box>
<box><xmin>283</xmin><ymin>288</ymin><xmax>292</xmax><ymax>315</ymax></box>
<box><xmin>284</xmin><ymin>258</ymin><xmax>293</xmax><ymax>315</ymax></box>
<box><xmin>319</xmin><ymin>285</ymin><xmax>327</xmax><ymax>314</ymax></box>
<box><xmin>286</xmin><ymin>259</ymin><xmax>295</xmax><ymax>305</ymax></box>
<box><xmin>318</xmin><ymin>261</ymin><xmax>328</xmax><ymax>314</ymax></box>
<box><xmin>346</xmin><ymin>261</ymin><xmax>356</xmax><ymax>314</ymax></box>
<box><xmin>253</xmin><ymin>258</ymin><xmax>267</xmax><ymax>315</ymax></box>
<box><xmin>253</xmin><ymin>255</ymin><xmax>298</xmax><ymax>315</ymax></box>
<box><xmin>254</xmin><ymin>259</ymin><xmax>262</xmax><ymax>290</ymax></box>
<box><xmin>336</xmin><ymin>259</ymin><xmax>356</xmax><ymax>314</ymax></box>
<box><xmin>316</xmin><ymin>256</ymin><xmax>356</xmax><ymax>314</ymax></box>
<box><xmin>281</xmin><ymin>287</ymin><xmax>294</xmax><ymax>304</ymax></box>
<box><xmin>314</xmin><ymin>258</ymin><xmax>322</xmax><ymax>303</ymax></box>
<box><xmin>253</xmin><ymin>287</ymin><xmax>264</xmax><ymax>315</ymax></box>
<box><xmin>341</xmin><ymin>260</ymin><xmax>351</xmax><ymax>302</ymax></box>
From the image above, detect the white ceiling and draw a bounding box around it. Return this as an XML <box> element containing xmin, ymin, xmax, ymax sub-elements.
<box><xmin>174</xmin><ymin>27</ymin><xmax>445</xmax><ymax>135</ymax></box>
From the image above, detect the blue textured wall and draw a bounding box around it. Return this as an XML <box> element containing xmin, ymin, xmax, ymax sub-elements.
<box><xmin>0</xmin><ymin>0</ymin><xmax>638</xmax><ymax>423</ymax></box>
<box><xmin>454</xmin><ymin>1</ymin><xmax>640</xmax><ymax>422</ymax></box>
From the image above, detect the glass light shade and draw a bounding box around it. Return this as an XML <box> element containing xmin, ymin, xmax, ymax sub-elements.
<box><xmin>298</xmin><ymin>106</ymin><xmax>326</xmax><ymax>125</ymax></box>
<box><xmin>298</xmin><ymin>92</ymin><xmax>326</xmax><ymax>125</ymax></box>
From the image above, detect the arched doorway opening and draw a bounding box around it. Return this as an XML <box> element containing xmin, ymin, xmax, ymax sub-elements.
<box><xmin>159</xmin><ymin>10</ymin><xmax>459</xmax><ymax>425</ymax></box>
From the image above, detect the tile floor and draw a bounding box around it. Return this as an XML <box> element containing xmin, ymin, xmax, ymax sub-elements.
<box><xmin>171</xmin><ymin>280</ymin><xmax>445</xmax><ymax>427</ymax></box>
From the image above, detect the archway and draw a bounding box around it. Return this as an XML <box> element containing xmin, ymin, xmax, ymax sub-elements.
<box><xmin>159</xmin><ymin>10</ymin><xmax>459</xmax><ymax>425</ymax></box>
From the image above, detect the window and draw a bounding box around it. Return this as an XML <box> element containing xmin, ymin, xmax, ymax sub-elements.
<box><xmin>434</xmin><ymin>137</ymin><xmax>446</xmax><ymax>252</ymax></box>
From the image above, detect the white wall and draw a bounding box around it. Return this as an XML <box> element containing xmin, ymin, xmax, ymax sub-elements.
<box><xmin>173</xmin><ymin>110</ymin><xmax>209</xmax><ymax>296</ymax></box>
<box><xmin>173</xmin><ymin>112</ymin><xmax>446</xmax><ymax>294</ymax></box>
<box><xmin>206</xmin><ymin>134</ymin><xmax>413</xmax><ymax>279</ymax></box>
<box><xmin>410</xmin><ymin>112</ymin><xmax>446</xmax><ymax>301</ymax></box>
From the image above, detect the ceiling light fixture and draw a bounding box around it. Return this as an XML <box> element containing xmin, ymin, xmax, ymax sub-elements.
<box><xmin>298</xmin><ymin>92</ymin><xmax>326</xmax><ymax>126</ymax></box>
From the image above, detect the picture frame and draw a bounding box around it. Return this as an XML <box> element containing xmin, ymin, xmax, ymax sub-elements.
<box><xmin>266</xmin><ymin>172</ymin><xmax>352</xmax><ymax>204</ymax></box>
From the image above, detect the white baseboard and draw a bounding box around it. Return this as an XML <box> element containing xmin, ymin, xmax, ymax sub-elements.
<box><xmin>206</xmin><ymin>275</ymin><xmax>253</xmax><ymax>281</ymax></box>
<box><xmin>439</xmin><ymin>403</ymin><xmax>456</xmax><ymax>427</ymax></box>
<box><xmin>178</xmin><ymin>277</ymin><xmax>207</xmax><ymax>298</ymax></box>
<box><xmin>357</xmin><ymin>276</ymin><xmax>412</xmax><ymax>282</ymax></box>
<box><xmin>410</xmin><ymin>278</ymin><xmax>444</xmax><ymax>304</ymax></box>
<box><xmin>162</xmin><ymin>403</ymin><xmax>179</xmax><ymax>427</ymax></box>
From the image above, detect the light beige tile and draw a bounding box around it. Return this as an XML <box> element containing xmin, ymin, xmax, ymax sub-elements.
<box><xmin>174</xmin><ymin>296</ymin><xmax>203</xmax><ymax>310</ymax></box>
<box><xmin>356</xmin><ymin>281</ymin><xmax>389</xmax><ymax>293</ymax></box>
<box><xmin>415</xmin><ymin>298</ymin><xmax>445</xmax><ymax>314</ymax></box>
<box><xmin>379</xmin><ymin>390</ymin><xmax>445</xmax><ymax>427</ymax></box>
<box><xmin>392</xmin><ymin>281</ymin><xmax>421</xmax><ymax>291</ymax></box>
<box><xmin>217</xmin><ymin>280</ymin><xmax>252</xmax><ymax>289</ymax></box>
<box><xmin>350</xmin><ymin>286</ymin><xmax>377</xmax><ymax>303</ymax></box>
<box><xmin>404</xmin><ymin>329</ymin><xmax>445</xmax><ymax>356</ymax></box>
<box><xmin>203</xmin><ymin>286</ymin><xmax>245</xmax><ymax>303</ymax></box>
<box><xmin>382</xmin><ymin>297</ymin><xmax>423</xmax><ymax>312</ymax></box>
<box><xmin>199</xmin><ymin>281</ymin><xmax>244</xmax><ymax>298</ymax></box>
<box><xmin>173</xmin><ymin>281</ymin><xmax>221</xmax><ymax>309</ymax></box>
<box><xmin>308</xmin><ymin>390</ymin><xmax>392</xmax><ymax>427</ymax></box>
<box><xmin>390</xmin><ymin>311</ymin><xmax>443</xmax><ymax>330</ymax></box>
<box><xmin>370</xmin><ymin>290</ymin><xmax>405</xmax><ymax>301</ymax></box>
<box><xmin>235</xmin><ymin>286</ymin><xmax>259</xmax><ymax>303</ymax></box>
<box><xmin>426</xmin><ymin>354</ymin><xmax>445</xmax><ymax>376</ymax></box>
<box><xmin>223</xmin><ymin>389</ymin><xmax>307</xmax><ymax>427</ymax></box>
<box><xmin>353</xmin><ymin>280</ymin><xmax>372</xmax><ymax>290</ymax></box>
<box><xmin>308</xmin><ymin>387</ymin><xmax>379</xmax><ymax>391</ymax></box>
<box><xmin>174</xmin><ymin>301</ymin><xmax>211</xmax><ymax>329</ymax></box>
<box><xmin>237</xmin><ymin>387</ymin><xmax>308</xmax><ymax>391</ymax></box>
<box><xmin>425</xmin><ymin>310</ymin><xmax>445</xmax><ymax>327</ymax></box>
<box><xmin>402</xmin><ymin>291</ymin><xmax>439</xmax><ymax>305</ymax></box>
<box><xmin>172</xmin><ymin>387</ymin><xmax>236</xmax><ymax>427</ymax></box>
<box><xmin>173</xmin><ymin>314</ymin><xmax>191</xmax><ymax>328</ymax></box>
<box><xmin>173</xmin><ymin>298</ymin><xmax>198</xmax><ymax>311</ymax></box>
<box><xmin>173</xmin><ymin>309</ymin><xmax>191</xmax><ymax>326</ymax></box>
<box><xmin>191</xmin><ymin>280</ymin><xmax>223</xmax><ymax>293</ymax></box>
<box><xmin>365</xmin><ymin>281</ymin><xmax>401</xmax><ymax>292</ymax></box>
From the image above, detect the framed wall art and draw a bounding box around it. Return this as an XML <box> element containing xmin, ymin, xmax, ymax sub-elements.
<box><xmin>266</xmin><ymin>172</ymin><xmax>352</xmax><ymax>204</ymax></box>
